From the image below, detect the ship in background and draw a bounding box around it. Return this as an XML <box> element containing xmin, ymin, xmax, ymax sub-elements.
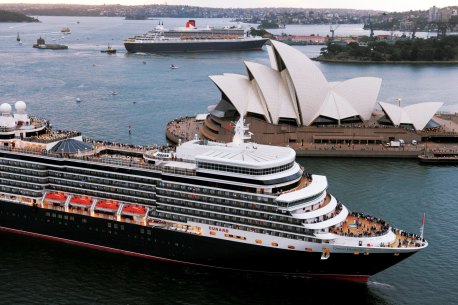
<box><xmin>0</xmin><ymin>100</ymin><xmax>426</xmax><ymax>282</ymax></box>
<box><xmin>124</xmin><ymin>20</ymin><xmax>268</xmax><ymax>53</ymax></box>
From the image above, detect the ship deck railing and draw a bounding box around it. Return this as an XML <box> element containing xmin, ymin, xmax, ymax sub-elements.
<box><xmin>291</xmin><ymin>194</ymin><xmax>332</xmax><ymax>219</ymax></box>
<box><xmin>0</xmin><ymin>146</ymin><xmax>196</xmax><ymax>176</ymax></box>
<box><xmin>278</xmin><ymin>175</ymin><xmax>311</xmax><ymax>195</ymax></box>
<box><xmin>330</xmin><ymin>213</ymin><xmax>389</xmax><ymax>239</ymax></box>
<box><xmin>390</xmin><ymin>231</ymin><xmax>425</xmax><ymax>248</ymax></box>
<box><xmin>330</xmin><ymin>213</ymin><xmax>424</xmax><ymax>248</ymax></box>
<box><xmin>23</xmin><ymin>130</ymin><xmax>81</xmax><ymax>144</ymax></box>
<box><xmin>0</xmin><ymin>118</ymin><xmax>47</xmax><ymax>133</ymax></box>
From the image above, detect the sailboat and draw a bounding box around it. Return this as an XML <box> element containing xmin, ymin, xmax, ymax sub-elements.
<box><xmin>17</xmin><ymin>32</ymin><xmax>22</xmax><ymax>45</ymax></box>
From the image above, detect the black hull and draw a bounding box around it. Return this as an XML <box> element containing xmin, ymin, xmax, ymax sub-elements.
<box><xmin>0</xmin><ymin>200</ymin><xmax>413</xmax><ymax>281</ymax></box>
<box><xmin>124</xmin><ymin>39</ymin><xmax>268</xmax><ymax>53</ymax></box>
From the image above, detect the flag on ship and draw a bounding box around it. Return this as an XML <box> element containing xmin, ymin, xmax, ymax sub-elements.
<box><xmin>420</xmin><ymin>212</ymin><xmax>425</xmax><ymax>240</ymax></box>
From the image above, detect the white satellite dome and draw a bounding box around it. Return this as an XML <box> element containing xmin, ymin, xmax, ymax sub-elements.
<box><xmin>15</xmin><ymin>101</ymin><xmax>27</xmax><ymax>113</ymax></box>
<box><xmin>0</xmin><ymin>103</ymin><xmax>12</xmax><ymax>114</ymax></box>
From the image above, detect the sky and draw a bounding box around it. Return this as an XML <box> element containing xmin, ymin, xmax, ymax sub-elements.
<box><xmin>0</xmin><ymin>0</ymin><xmax>456</xmax><ymax>11</ymax></box>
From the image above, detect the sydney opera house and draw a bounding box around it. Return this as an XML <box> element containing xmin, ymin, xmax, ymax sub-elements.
<box><xmin>198</xmin><ymin>40</ymin><xmax>448</xmax><ymax>147</ymax></box>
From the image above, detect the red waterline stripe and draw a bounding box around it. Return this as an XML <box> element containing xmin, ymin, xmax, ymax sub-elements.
<box><xmin>310</xmin><ymin>274</ymin><xmax>369</xmax><ymax>282</ymax></box>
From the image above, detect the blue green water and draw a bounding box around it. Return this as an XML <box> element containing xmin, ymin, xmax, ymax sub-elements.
<box><xmin>1</xmin><ymin>17</ymin><xmax>458</xmax><ymax>305</ymax></box>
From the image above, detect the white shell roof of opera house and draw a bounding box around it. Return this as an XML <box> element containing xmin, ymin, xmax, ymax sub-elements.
<box><xmin>379</xmin><ymin>101</ymin><xmax>443</xmax><ymax>130</ymax></box>
<box><xmin>209</xmin><ymin>40</ymin><xmax>382</xmax><ymax>126</ymax></box>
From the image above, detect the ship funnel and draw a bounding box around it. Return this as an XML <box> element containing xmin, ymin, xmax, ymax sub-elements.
<box><xmin>186</xmin><ymin>20</ymin><xmax>196</xmax><ymax>28</ymax></box>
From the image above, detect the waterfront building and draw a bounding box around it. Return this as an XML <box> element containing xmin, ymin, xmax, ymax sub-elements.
<box><xmin>197</xmin><ymin>40</ymin><xmax>450</xmax><ymax>147</ymax></box>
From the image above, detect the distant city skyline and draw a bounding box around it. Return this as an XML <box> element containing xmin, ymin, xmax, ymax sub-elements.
<box><xmin>0</xmin><ymin>0</ymin><xmax>457</xmax><ymax>11</ymax></box>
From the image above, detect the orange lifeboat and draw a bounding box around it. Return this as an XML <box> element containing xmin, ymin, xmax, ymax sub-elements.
<box><xmin>95</xmin><ymin>200</ymin><xmax>119</xmax><ymax>213</ymax></box>
<box><xmin>122</xmin><ymin>204</ymin><xmax>147</xmax><ymax>216</ymax></box>
<box><xmin>45</xmin><ymin>192</ymin><xmax>67</xmax><ymax>202</ymax></box>
<box><xmin>70</xmin><ymin>196</ymin><xmax>92</xmax><ymax>208</ymax></box>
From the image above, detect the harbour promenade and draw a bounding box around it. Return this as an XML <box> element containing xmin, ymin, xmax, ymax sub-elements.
<box><xmin>166</xmin><ymin>116</ymin><xmax>458</xmax><ymax>158</ymax></box>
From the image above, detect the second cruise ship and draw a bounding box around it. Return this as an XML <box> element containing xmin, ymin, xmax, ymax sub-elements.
<box><xmin>124</xmin><ymin>20</ymin><xmax>268</xmax><ymax>53</ymax></box>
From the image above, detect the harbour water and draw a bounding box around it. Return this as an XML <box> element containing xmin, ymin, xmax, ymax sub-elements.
<box><xmin>1</xmin><ymin>17</ymin><xmax>458</xmax><ymax>305</ymax></box>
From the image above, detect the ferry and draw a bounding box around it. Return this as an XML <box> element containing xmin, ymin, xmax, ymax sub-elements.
<box><xmin>124</xmin><ymin>20</ymin><xmax>268</xmax><ymax>53</ymax></box>
<box><xmin>0</xmin><ymin>101</ymin><xmax>427</xmax><ymax>282</ymax></box>
<box><xmin>418</xmin><ymin>151</ymin><xmax>458</xmax><ymax>164</ymax></box>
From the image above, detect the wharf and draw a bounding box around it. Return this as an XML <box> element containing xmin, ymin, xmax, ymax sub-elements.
<box><xmin>418</xmin><ymin>151</ymin><xmax>458</xmax><ymax>164</ymax></box>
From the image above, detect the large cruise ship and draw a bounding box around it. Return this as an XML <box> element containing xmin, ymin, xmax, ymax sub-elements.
<box><xmin>124</xmin><ymin>20</ymin><xmax>268</xmax><ymax>53</ymax></box>
<box><xmin>0</xmin><ymin>101</ymin><xmax>426</xmax><ymax>281</ymax></box>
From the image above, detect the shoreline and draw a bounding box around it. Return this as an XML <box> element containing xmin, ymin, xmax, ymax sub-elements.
<box><xmin>312</xmin><ymin>57</ymin><xmax>458</xmax><ymax>64</ymax></box>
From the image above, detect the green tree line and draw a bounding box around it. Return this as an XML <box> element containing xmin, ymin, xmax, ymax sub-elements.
<box><xmin>321</xmin><ymin>36</ymin><xmax>458</xmax><ymax>61</ymax></box>
<box><xmin>0</xmin><ymin>9</ymin><xmax>38</xmax><ymax>22</ymax></box>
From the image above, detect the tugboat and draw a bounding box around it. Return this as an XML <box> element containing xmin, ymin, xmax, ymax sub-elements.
<box><xmin>101</xmin><ymin>44</ymin><xmax>117</xmax><ymax>54</ymax></box>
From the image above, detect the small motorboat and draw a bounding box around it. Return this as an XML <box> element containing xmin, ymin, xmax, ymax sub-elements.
<box><xmin>76</xmin><ymin>97</ymin><xmax>81</xmax><ymax>103</ymax></box>
<box><xmin>170</xmin><ymin>64</ymin><xmax>179</xmax><ymax>69</ymax></box>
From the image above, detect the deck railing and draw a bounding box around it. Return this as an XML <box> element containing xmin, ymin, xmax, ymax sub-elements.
<box><xmin>0</xmin><ymin>146</ymin><xmax>196</xmax><ymax>176</ymax></box>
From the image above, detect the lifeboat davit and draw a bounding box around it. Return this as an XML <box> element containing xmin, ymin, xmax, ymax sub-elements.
<box><xmin>69</xmin><ymin>196</ymin><xmax>92</xmax><ymax>208</ymax></box>
<box><xmin>122</xmin><ymin>204</ymin><xmax>147</xmax><ymax>216</ymax></box>
<box><xmin>45</xmin><ymin>192</ymin><xmax>67</xmax><ymax>202</ymax></box>
<box><xmin>95</xmin><ymin>200</ymin><xmax>119</xmax><ymax>213</ymax></box>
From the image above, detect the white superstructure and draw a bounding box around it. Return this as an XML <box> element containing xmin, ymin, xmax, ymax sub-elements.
<box><xmin>159</xmin><ymin>117</ymin><xmax>426</xmax><ymax>256</ymax></box>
